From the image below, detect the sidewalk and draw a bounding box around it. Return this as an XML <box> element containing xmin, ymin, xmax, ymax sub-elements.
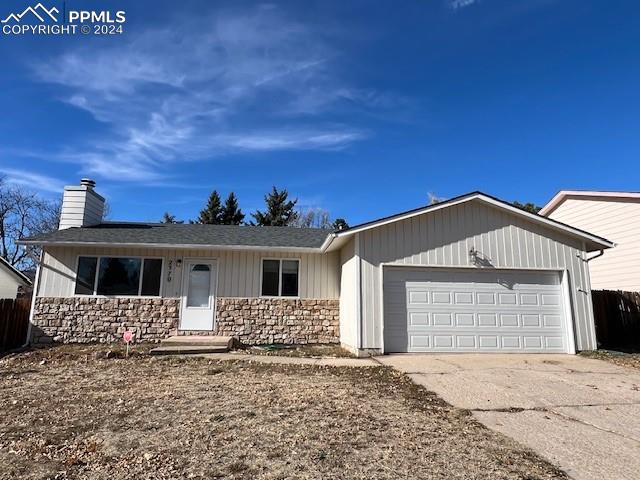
<box><xmin>193</xmin><ymin>351</ymin><xmax>379</xmax><ymax>367</ymax></box>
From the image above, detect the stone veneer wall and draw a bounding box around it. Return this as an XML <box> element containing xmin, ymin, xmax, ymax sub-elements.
<box><xmin>31</xmin><ymin>297</ymin><xmax>180</xmax><ymax>344</ymax></box>
<box><xmin>31</xmin><ymin>297</ymin><xmax>340</xmax><ymax>345</ymax></box>
<box><xmin>214</xmin><ymin>298</ymin><xmax>340</xmax><ymax>345</ymax></box>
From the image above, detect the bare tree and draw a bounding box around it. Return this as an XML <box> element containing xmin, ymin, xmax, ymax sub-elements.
<box><xmin>0</xmin><ymin>177</ymin><xmax>60</xmax><ymax>271</ymax></box>
<box><xmin>292</xmin><ymin>207</ymin><xmax>333</xmax><ymax>229</ymax></box>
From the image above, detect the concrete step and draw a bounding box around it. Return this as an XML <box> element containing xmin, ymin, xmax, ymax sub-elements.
<box><xmin>160</xmin><ymin>335</ymin><xmax>233</xmax><ymax>348</ymax></box>
<box><xmin>150</xmin><ymin>345</ymin><xmax>229</xmax><ymax>355</ymax></box>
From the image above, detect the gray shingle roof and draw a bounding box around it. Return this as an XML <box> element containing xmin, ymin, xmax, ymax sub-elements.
<box><xmin>20</xmin><ymin>223</ymin><xmax>333</xmax><ymax>249</ymax></box>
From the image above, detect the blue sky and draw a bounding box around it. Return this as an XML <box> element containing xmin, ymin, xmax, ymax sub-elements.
<box><xmin>1</xmin><ymin>0</ymin><xmax>639</xmax><ymax>225</ymax></box>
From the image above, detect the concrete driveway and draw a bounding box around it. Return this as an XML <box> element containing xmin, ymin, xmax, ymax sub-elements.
<box><xmin>378</xmin><ymin>354</ymin><xmax>640</xmax><ymax>480</ymax></box>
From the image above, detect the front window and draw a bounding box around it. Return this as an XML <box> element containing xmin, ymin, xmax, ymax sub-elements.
<box><xmin>74</xmin><ymin>256</ymin><xmax>163</xmax><ymax>296</ymax></box>
<box><xmin>261</xmin><ymin>259</ymin><xmax>299</xmax><ymax>297</ymax></box>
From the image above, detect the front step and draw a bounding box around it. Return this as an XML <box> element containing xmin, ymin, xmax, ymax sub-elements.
<box><xmin>150</xmin><ymin>335</ymin><xmax>233</xmax><ymax>355</ymax></box>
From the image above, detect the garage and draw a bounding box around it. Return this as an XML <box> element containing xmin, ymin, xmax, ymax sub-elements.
<box><xmin>327</xmin><ymin>192</ymin><xmax>614</xmax><ymax>355</ymax></box>
<box><xmin>383</xmin><ymin>267</ymin><xmax>572</xmax><ymax>353</ymax></box>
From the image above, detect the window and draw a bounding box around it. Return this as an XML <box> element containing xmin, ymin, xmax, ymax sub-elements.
<box><xmin>75</xmin><ymin>256</ymin><xmax>163</xmax><ymax>296</ymax></box>
<box><xmin>261</xmin><ymin>259</ymin><xmax>299</xmax><ymax>297</ymax></box>
<box><xmin>97</xmin><ymin>258</ymin><xmax>141</xmax><ymax>295</ymax></box>
<box><xmin>75</xmin><ymin>257</ymin><xmax>97</xmax><ymax>295</ymax></box>
<box><xmin>186</xmin><ymin>264</ymin><xmax>211</xmax><ymax>307</ymax></box>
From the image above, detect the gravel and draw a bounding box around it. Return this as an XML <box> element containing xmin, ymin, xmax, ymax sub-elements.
<box><xmin>0</xmin><ymin>345</ymin><xmax>566</xmax><ymax>480</ymax></box>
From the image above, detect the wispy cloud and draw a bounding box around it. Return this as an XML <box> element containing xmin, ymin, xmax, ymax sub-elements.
<box><xmin>448</xmin><ymin>0</ymin><xmax>479</xmax><ymax>10</ymax></box>
<box><xmin>0</xmin><ymin>168</ymin><xmax>65</xmax><ymax>194</ymax></box>
<box><xmin>30</xmin><ymin>6</ymin><xmax>391</xmax><ymax>181</ymax></box>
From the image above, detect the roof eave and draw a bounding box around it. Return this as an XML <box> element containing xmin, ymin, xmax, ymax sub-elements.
<box><xmin>0</xmin><ymin>257</ymin><xmax>32</xmax><ymax>286</ymax></box>
<box><xmin>540</xmin><ymin>190</ymin><xmax>640</xmax><ymax>216</ymax></box>
<box><xmin>331</xmin><ymin>192</ymin><xmax>614</xmax><ymax>251</ymax></box>
<box><xmin>17</xmin><ymin>240</ymin><xmax>324</xmax><ymax>253</ymax></box>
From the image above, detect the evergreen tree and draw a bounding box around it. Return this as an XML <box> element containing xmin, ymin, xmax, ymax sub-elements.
<box><xmin>220</xmin><ymin>192</ymin><xmax>245</xmax><ymax>225</ymax></box>
<box><xmin>512</xmin><ymin>201</ymin><xmax>541</xmax><ymax>214</ymax></box>
<box><xmin>332</xmin><ymin>218</ymin><xmax>349</xmax><ymax>230</ymax></box>
<box><xmin>197</xmin><ymin>190</ymin><xmax>223</xmax><ymax>224</ymax></box>
<box><xmin>251</xmin><ymin>187</ymin><xmax>298</xmax><ymax>226</ymax></box>
<box><xmin>161</xmin><ymin>212</ymin><xmax>183</xmax><ymax>224</ymax></box>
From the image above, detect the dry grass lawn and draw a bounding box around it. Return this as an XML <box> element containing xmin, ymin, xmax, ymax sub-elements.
<box><xmin>0</xmin><ymin>345</ymin><xmax>566</xmax><ymax>480</ymax></box>
<box><xmin>580</xmin><ymin>349</ymin><xmax>640</xmax><ymax>370</ymax></box>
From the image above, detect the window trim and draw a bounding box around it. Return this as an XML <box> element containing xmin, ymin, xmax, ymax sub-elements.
<box><xmin>260</xmin><ymin>257</ymin><xmax>300</xmax><ymax>298</ymax></box>
<box><xmin>74</xmin><ymin>255</ymin><xmax>164</xmax><ymax>298</ymax></box>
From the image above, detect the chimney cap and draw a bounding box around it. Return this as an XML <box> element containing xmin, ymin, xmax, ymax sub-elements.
<box><xmin>80</xmin><ymin>178</ymin><xmax>96</xmax><ymax>188</ymax></box>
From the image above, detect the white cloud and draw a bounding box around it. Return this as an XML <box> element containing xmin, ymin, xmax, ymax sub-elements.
<box><xmin>449</xmin><ymin>0</ymin><xmax>479</xmax><ymax>9</ymax></box>
<box><xmin>0</xmin><ymin>168</ymin><xmax>65</xmax><ymax>194</ymax></box>
<box><xmin>31</xmin><ymin>6</ymin><xmax>387</xmax><ymax>181</ymax></box>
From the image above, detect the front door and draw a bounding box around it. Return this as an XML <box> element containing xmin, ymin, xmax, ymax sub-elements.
<box><xmin>180</xmin><ymin>259</ymin><xmax>217</xmax><ymax>330</ymax></box>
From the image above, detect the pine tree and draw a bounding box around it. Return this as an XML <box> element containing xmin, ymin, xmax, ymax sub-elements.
<box><xmin>161</xmin><ymin>212</ymin><xmax>183</xmax><ymax>224</ymax></box>
<box><xmin>220</xmin><ymin>192</ymin><xmax>245</xmax><ymax>225</ymax></box>
<box><xmin>332</xmin><ymin>218</ymin><xmax>349</xmax><ymax>230</ymax></box>
<box><xmin>251</xmin><ymin>187</ymin><xmax>298</xmax><ymax>226</ymax></box>
<box><xmin>197</xmin><ymin>190</ymin><xmax>223</xmax><ymax>224</ymax></box>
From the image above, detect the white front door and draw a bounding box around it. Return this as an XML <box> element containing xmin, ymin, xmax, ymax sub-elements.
<box><xmin>180</xmin><ymin>259</ymin><xmax>217</xmax><ymax>331</ymax></box>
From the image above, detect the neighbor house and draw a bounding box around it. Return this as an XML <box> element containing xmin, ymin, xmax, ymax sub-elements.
<box><xmin>20</xmin><ymin>180</ymin><xmax>613</xmax><ymax>355</ymax></box>
<box><xmin>0</xmin><ymin>256</ymin><xmax>32</xmax><ymax>299</ymax></box>
<box><xmin>540</xmin><ymin>191</ymin><xmax>640</xmax><ymax>292</ymax></box>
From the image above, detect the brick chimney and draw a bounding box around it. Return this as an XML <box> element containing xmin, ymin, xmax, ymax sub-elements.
<box><xmin>59</xmin><ymin>178</ymin><xmax>105</xmax><ymax>230</ymax></box>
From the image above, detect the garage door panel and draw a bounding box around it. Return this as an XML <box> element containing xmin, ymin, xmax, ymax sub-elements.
<box><xmin>384</xmin><ymin>268</ymin><xmax>569</xmax><ymax>353</ymax></box>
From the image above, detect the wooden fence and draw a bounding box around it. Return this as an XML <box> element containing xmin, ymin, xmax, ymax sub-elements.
<box><xmin>592</xmin><ymin>290</ymin><xmax>640</xmax><ymax>350</ymax></box>
<box><xmin>0</xmin><ymin>298</ymin><xmax>31</xmax><ymax>352</ymax></box>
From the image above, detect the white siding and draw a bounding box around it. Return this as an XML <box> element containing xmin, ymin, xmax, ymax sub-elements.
<box><xmin>547</xmin><ymin>197</ymin><xmax>640</xmax><ymax>291</ymax></box>
<box><xmin>0</xmin><ymin>269</ymin><xmax>21</xmax><ymax>298</ymax></box>
<box><xmin>357</xmin><ymin>200</ymin><xmax>596</xmax><ymax>351</ymax></box>
<box><xmin>59</xmin><ymin>187</ymin><xmax>105</xmax><ymax>230</ymax></box>
<box><xmin>38</xmin><ymin>246</ymin><xmax>339</xmax><ymax>299</ymax></box>
<box><xmin>338</xmin><ymin>238</ymin><xmax>358</xmax><ymax>349</ymax></box>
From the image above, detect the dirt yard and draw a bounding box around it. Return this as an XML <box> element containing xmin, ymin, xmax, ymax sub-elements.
<box><xmin>0</xmin><ymin>345</ymin><xmax>566</xmax><ymax>480</ymax></box>
<box><xmin>580</xmin><ymin>349</ymin><xmax>640</xmax><ymax>370</ymax></box>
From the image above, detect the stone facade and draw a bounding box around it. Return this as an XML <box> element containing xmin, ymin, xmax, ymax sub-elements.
<box><xmin>31</xmin><ymin>297</ymin><xmax>340</xmax><ymax>345</ymax></box>
<box><xmin>31</xmin><ymin>297</ymin><xmax>180</xmax><ymax>344</ymax></box>
<box><xmin>215</xmin><ymin>298</ymin><xmax>340</xmax><ymax>345</ymax></box>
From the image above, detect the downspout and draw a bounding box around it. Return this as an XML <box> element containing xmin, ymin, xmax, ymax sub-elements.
<box><xmin>22</xmin><ymin>249</ymin><xmax>44</xmax><ymax>348</ymax></box>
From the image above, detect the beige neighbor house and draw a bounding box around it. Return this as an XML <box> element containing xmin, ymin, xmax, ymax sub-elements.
<box><xmin>0</xmin><ymin>256</ymin><xmax>32</xmax><ymax>299</ymax></box>
<box><xmin>20</xmin><ymin>180</ymin><xmax>614</xmax><ymax>356</ymax></box>
<box><xmin>540</xmin><ymin>191</ymin><xmax>640</xmax><ymax>292</ymax></box>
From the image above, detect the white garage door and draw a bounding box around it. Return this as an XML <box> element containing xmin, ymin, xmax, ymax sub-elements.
<box><xmin>383</xmin><ymin>268</ymin><xmax>571</xmax><ymax>353</ymax></box>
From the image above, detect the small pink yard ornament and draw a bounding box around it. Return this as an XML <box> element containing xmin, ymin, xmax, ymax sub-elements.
<box><xmin>123</xmin><ymin>331</ymin><xmax>134</xmax><ymax>357</ymax></box>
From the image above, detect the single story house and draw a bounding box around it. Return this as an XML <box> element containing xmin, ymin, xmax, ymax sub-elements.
<box><xmin>20</xmin><ymin>180</ymin><xmax>613</xmax><ymax>355</ymax></box>
<box><xmin>0</xmin><ymin>256</ymin><xmax>32</xmax><ymax>299</ymax></box>
<box><xmin>540</xmin><ymin>191</ymin><xmax>640</xmax><ymax>292</ymax></box>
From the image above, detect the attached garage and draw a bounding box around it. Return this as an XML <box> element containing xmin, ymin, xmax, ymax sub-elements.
<box><xmin>383</xmin><ymin>267</ymin><xmax>573</xmax><ymax>353</ymax></box>
<box><xmin>326</xmin><ymin>192</ymin><xmax>615</xmax><ymax>356</ymax></box>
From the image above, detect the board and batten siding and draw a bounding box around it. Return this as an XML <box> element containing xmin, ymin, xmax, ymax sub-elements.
<box><xmin>38</xmin><ymin>246</ymin><xmax>340</xmax><ymax>299</ymax></box>
<box><xmin>354</xmin><ymin>199</ymin><xmax>597</xmax><ymax>351</ymax></box>
<box><xmin>546</xmin><ymin>197</ymin><xmax>640</xmax><ymax>291</ymax></box>
<box><xmin>338</xmin><ymin>238</ymin><xmax>357</xmax><ymax>349</ymax></box>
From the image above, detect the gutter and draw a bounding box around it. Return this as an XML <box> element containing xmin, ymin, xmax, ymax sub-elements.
<box><xmin>17</xmin><ymin>240</ymin><xmax>324</xmax><ymax>254</ymax></box>
<box><xmin>319</xmin><ymin>233</ymin><xmax>337</xmax><ymax>253</ymax></box>
<box><xmin>586</xmin><ymin>249</ymin><xmax>605</xmax><ymax>262</ymax></box>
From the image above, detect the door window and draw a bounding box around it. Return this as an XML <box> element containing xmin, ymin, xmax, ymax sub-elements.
<box><xmin>187</xmin><ymin>264</ymin><xmax>211</xmax><ymax>307</ymax></box>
